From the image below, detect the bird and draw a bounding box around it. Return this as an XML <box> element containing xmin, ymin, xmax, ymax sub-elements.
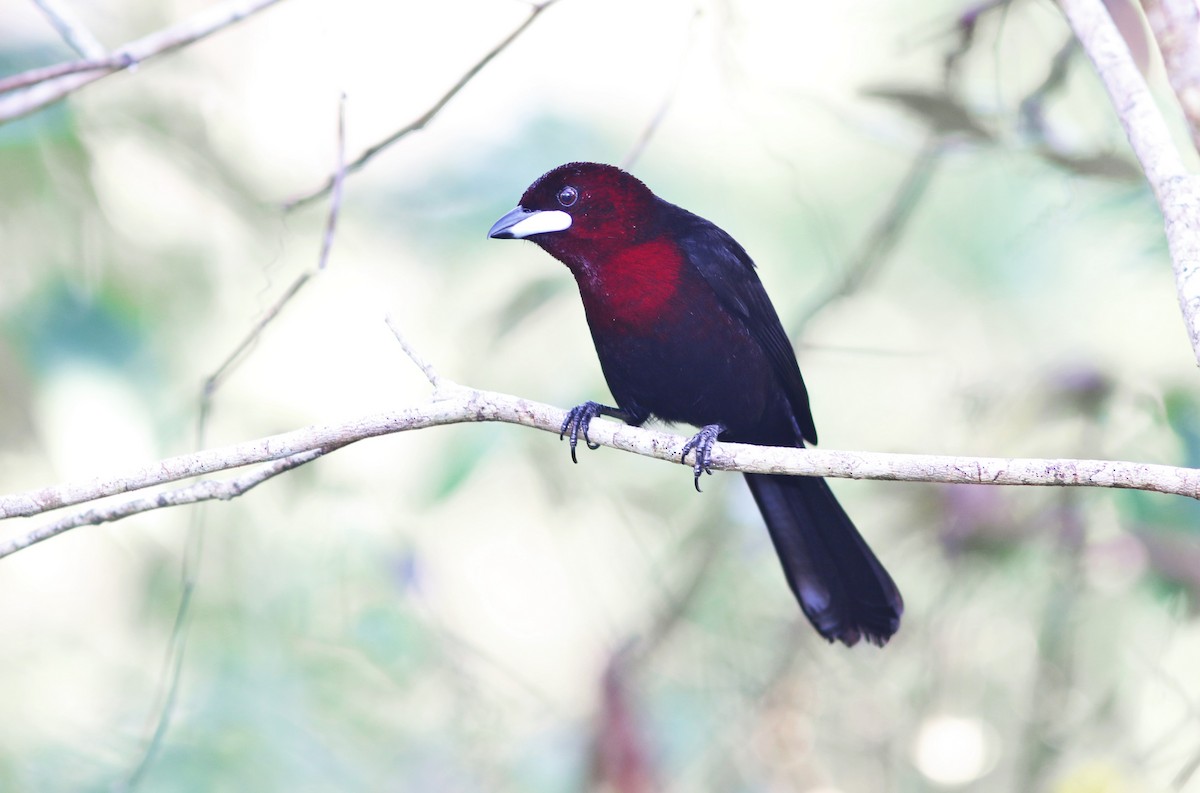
<box><xmin>488</xmin><ymin>162</ymin><xmax>902</xmax><ymax>646</ymax></box>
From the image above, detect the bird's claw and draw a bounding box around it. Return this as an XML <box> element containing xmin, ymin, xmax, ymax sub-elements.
<box><xmin>680</xmin><ymin>423</ymin><xmax>726</xmax><ymax>492</ymax></box>
<box><xmin>560</xmin><ymin>401</ymin><xmax>606</xmax><ymax>463</ymax></box>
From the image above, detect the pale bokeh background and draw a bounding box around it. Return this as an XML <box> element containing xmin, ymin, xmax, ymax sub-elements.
<box><xmin>2</xmin><ymin>0</ymin><xmax>1199</xmax><ymax>791</ymax></box>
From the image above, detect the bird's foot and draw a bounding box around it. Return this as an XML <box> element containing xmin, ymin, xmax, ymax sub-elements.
<box><xmin>560</xmin><ymin>401</ymin><xmax>615</xmax><ymax>463</ymax></box>
<box><xmin>680</xmin><ymin>423</ymin><xmax>726</xmax><ymax>492</ymax></box>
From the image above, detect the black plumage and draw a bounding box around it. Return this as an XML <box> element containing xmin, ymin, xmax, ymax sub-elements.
<box><xmin>489</xmin><ymin>162</ymin><xmax>902</xmax><ymax>646</ymax></box>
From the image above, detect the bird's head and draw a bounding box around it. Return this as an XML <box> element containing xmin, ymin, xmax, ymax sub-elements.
<box><xmin>488</xmin><ymin>162</ymin><xmax>659</xmax><ymax>269</ymax></box>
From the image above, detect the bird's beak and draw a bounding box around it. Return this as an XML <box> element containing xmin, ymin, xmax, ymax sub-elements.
<box><xmin>487</xmin><ymin>206</ymin><xmax>572</xmax><ymax>239</ymax></box>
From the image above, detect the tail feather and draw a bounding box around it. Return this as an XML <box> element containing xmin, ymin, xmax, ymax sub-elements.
<box><xmin>744</xmin><ymin>473</ymin><xmax>902</xmax><ymax>646</ymax></box>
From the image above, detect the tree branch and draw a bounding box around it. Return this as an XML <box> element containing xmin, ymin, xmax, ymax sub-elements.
<box><xmin>620</xmin><ymin>7</ymin><xmax>700</xmax><ymax>171</ymax></box>
<box><xmin>0</xmin><ymin>450</ymin><xmax>323</xmax><ymax>558</ymax></box>
<box><xmin>1142</xmin><ymin>0</ymin><xmax>1200</xmax><ymax>155</ymax></box>
<box><xmin>201</xmin><ymin>93</ymin><xmax>348</xmax><ymax>404</ymax></box>
<box><xmin>1059</xmin><ymin>0</ymin><xmax>1200</xmax><ymax>367</ymax></box>
<box><xmin>283</xmin><ymin>0</ymin><xmax>561</xmax><ymax>211</ymax></box>
<box><xmin>796</xmin><ymin>132</ymin><xmax>944</xmax><ymax>329</ymax></box>
<box><xmin>0</xmin><ymin>0</ymin><xmax>286</xmax><ymax>124</ymax></box>
<box><xmin>1</xmin><ymin>384</ymin><xmax>1197</xmax><ymax>559</ymax></box>
<box><xmin>0</xmin><ymin>52</ymin><xmax>135</xmax><ymax>96</ymax></box>
<box><xmin>31</xmin><ymin>0</ymin><xmax>107</xmax><ymax>59</ymax></box>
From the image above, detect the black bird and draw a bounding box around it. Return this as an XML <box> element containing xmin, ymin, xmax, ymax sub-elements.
<box><xmin>489</xmin><ymin>162</ymin><xmax>902</xmax><ymax>646</ymax></box>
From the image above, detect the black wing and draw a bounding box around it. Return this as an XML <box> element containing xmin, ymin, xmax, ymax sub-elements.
<box><xmin>668</xmin><ymin>203</ymin><xmax>819</xmax><ymax>445</ymax></box>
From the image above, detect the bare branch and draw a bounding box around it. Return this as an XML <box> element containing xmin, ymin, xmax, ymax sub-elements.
<box><xmin>0</xmin><ymin>52</ymin><xmax>134</xmax><ymax>95</ymax></box>
<box><xmin>0</xmin><ymin>0</ymin><xmax>286</xmax><ymax>124</ymax></box>
<box><xmin>1060</xmin><ymin>0</ymin><xmax>1200</xmax><ymax>367</ymax></box>
<box><xmin>284</xmin><ymin>0</ymin><xmax>562</xmax><ymax>211</ymax></box>
<box><xmin>0</xmin><ymin>451</ymin><xmax>322</xmax><ymax>558</ymax></box>
<box><xmin>202</xmin><ymin>272</ymin><xmax>314</xmax><ymax>403</ymax></box>
<box><xmin>942</xmin><ymin>0</ymin><xmax>1015</xmax><ymax>89</ymax></box>
<box><xmin>385</xmin><ymin>314</ymin><xmax>443</xmax><ymax>389</ymax></box>
<box><xmin>1019</xmin><ymin>37</ymin><xmax>1078</xmax><ymax>137</ymax></box>
<box><xmin>125</xmin><ymin>87</ymin><xmax>345</xmax><ymax>787</ymax></box>
<box><xmin>797</xmin><ymin>133</ymin><xmax>943</xmax><ymax>329</ymax></box>
<box><xmin>621</xmin><ymin>7</ymin><xmax>701</xmax><ymax>171</ymax></box>
<box><xmin>32</xmin><ymin>0</ymin><xmax>106</xmax><ymax>58</ymax></box>
<box><xmin>1</xmin><ymin>385</ymin><xmax>1197</xmax><ymax>558</ymax></box>
<box><xmin>1142</xmin><ymin>0</ymin><xmax>1200</xmax><ymax>154</ymax></box>
<box><xmin>317</xmin><ymin>93</ymin><xmax>349</xmax><ymax>271</ymax></box>
<box><xmin>202</xmin><ymin>94</ymin><xmax>348</xmax><ymax>401</ymax></box>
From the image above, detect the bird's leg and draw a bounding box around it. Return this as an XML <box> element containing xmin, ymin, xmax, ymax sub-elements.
<box><xmin>560</xmin><ymin>401</ymin><xmax>630</xmax><ymax>463</ymax></box>
<box><xmin>680</xmin><ymin>423</ymin><xmax>727</xmax><ymax>492</ymax></box>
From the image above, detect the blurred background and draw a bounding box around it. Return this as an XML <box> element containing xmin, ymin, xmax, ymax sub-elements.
<box><xmin>2</xmin><ymin>0</ymin><xmax>1200</xmax><ymax>790</ymax></box>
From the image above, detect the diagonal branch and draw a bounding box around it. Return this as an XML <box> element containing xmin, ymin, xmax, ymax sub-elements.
<box><xmin>0</xmin><ymin>0</ymin><xmax>286</xmax><ymax>124</ymax></box>
<box><xmin>118</xmin><ymin>91</ymin><xmax>349</xmax><ymax>791</ymax></box>
<box><xmin>1059</xmin><ymin>0</ymin><xmax>1200</xmax><ymax>367</ymax></box>
<box><xmin>0</xmin><ymin>52</ymin><xmax>135</xmax><ymax>96</ymax></box>
<box><xmin>1</xmin><ymin>384</ymin><xmax>1198</xmax><ymax>559</ymax></box>
<box><xmin>385</xmin><ymin>314</ymin><xmax>443</xmax><ymax>388</ymax></box>
<box><xmin>201</xmin><ymin>93</ymin><xmax>348</xmax><ymax>405</ymax></box>
<box><xmin>796</xmin><ymin>133</ymin><xmax>944</xmax><ymax>329</ymax></box>
<box><xmin>283</xmin><ymin>0</ymin><xmax>561</xmax><ymax>211</ymax></box>
<box><xmin>32</xmin><ymin>0</ymin><xmax>107</xmax><ymax>59</ymax></box>
<box><xmin>620</xmin><ymin>7</ymin><xmax>701</xmax><ymax>171</ymax></box>
<box><xmin>1</xmin><ymin>450</ymin><xmax>323</xmax><ymax>558</ymax></box>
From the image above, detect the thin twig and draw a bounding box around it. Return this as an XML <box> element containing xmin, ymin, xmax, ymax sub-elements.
<box><xmin>793</xmin><ymin>3</ymin><xmax>995</xmax><ymax>331</ymax></box>
<box><xmin>1019</xmin><ymin>37</ymin><xmax>1078</xmax><ymax>137</ymax></box>
<box><xmin>625</xmin><ymin>518</ymin><xmax>726</xmax><ymax>669</ymax></box>
<box><xmin>122</xmin><ymin>91</ymin><xmax>347</xmax><ymax>787</ymax></box>
<box><xmin>202</xmin><ymin>273</ymin><xmax>312</xmax><ymax>400</ymax></box>
<box><xmin>385</xmin><ymin>314</ymin><xmax>442</xmax><ymax>388</ymax></box>
<box><xmin>796</xmin><ymin>133</ymin><xmax>943</xmax><ymax>329</ymax></box>
<box><xmin>119</xmin><ymin>573</ymin><xmax>193</xmax><ymax>793</ymax></box>
<box><xmin>32</xmin><ymin>0</ymin><xmax>107</xmax><ymax>59</ymax></box>
<box><xmin>621</xmin><ymin>7</ymin><xmax>701</xmax><ymax>171</ymax></box>
<box><xmin>202</xmin><ymin>93</ymin><xmax>348</xmax><ymax>399</ymax></box>
<box><xmin>939</xmin><ymin>0</ymin><xmax>1015</xmax><ymax>90</ymax></box>
<box><xmin>0</xmin><ymin>0</ymin><xmax>286</xmax><ymax>124</ymax></box>
<box><xmin>1174</xmin><ymin>742</ymin><xmax>1200</xmax><ymax>791</ymax></box>
<box><xmin>0</xmin><ymin>52</ymin><xmax>134</xmax><ymax>95</ymax></box>
<box><xmin>284</xmin><ymin>0</ymin><xmax>561</xmax><ymax>211</ymax></box>
<box><xmin>1060</xmin><ymin>0</ymin><xmax>1200</xmax><ymax>367</ymax></box>
<box><xmin>317</xmin><ymin>93</ymin><xmax>348</xmax><ymax>271</ymax></box>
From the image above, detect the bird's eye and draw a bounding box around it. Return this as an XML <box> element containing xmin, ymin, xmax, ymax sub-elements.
<box><xmin>556</xmin><ymin>186</ymin><xmax>578</xmax><ymax>207</ymax></box>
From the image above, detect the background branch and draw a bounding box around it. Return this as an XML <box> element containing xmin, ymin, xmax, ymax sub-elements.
<box><xmin>0</xmin><ymin>0</ymin><xmax>285</xmax><ymax>124</ymax></box>
<box><xmin>109</xmin><ymin>88</ymin><xmax>352</xmax><ymax>790</ymax></box>
<box><xmin>32</xmin><ymin>0</ymin><xmax>107</xmax><ymax>59</ymax></box>
<box><xmin>1</xmin><ymin>450</ymin><xmax>323</xmax><ymax>559</ymax></box>
<box><xmin>0</xmin><ymin>52</ymin><xmax>134</xmax><ymax>95</ymax></box>
<box><xmin>200</xmin><ymin>93</ymin><xmax>348</xmax><ymax>407</ymax></box>
<box><xmin>1060</xmin><ymin>0</ymin><xmax>1200</xmax><ymax>366</ymax></box>
<box><xmin>283</xmin><ymin>0</ymin><xmax>561</xmax><ymax>210</ymax></box>
<box><xmin>1142</xmin><ymin>0</ymin><xmax>1200</xmax><ymax>154</ymax></box>
<box><xmin>796</xmin><ymin>133</ymin><xmax>944</xmax><ymax>329</ymax></box>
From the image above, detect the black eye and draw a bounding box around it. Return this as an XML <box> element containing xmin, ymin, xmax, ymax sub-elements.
<box><xmin>556</xmin><ymin>186</ymin><xmax>578</xmax><ymax>207</ymax></box>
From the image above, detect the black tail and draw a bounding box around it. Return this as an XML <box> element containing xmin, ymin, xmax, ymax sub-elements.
<box><xmin>744</xmin><ymin>473</ymin><xmax>902</xmax><ymax>646</ymax></box>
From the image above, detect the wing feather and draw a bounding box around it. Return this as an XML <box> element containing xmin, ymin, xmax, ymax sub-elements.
<box><xmin>669</xmin><ymin>204</ymin><xmax>819</xmax><ymax>445</ymax></box>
